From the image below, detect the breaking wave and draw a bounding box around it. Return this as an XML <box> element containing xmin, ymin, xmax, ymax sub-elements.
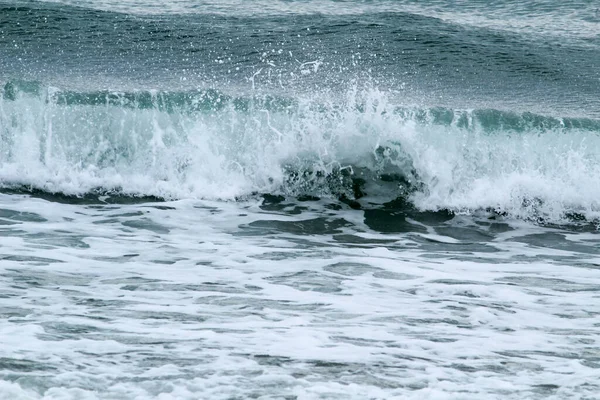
<box><xmin>1</xmin><ymin>80</ymin><xmax>600</xmax><ymax>223</ymax></box>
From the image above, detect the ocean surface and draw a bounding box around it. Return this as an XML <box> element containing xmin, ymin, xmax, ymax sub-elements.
<box><xmin>1</xmin><ymin>1</ymin><xmax>600</xmax><ymax>399</ymax></box>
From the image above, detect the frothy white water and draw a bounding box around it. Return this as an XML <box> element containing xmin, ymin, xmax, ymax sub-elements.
<box><xmin>1</xmin><ymin>85</ymin><xmax>600</xmax><ymax>223</ymax></box>
<box><xmin>0</xmin><ymin>194</ymin><xmax>599</xmax><ymax>399</ymax></box>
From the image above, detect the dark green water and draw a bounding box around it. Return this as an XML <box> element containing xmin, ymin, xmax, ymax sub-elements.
<box><xmin>2</xmin><ymin>0</ymin><xmax>600</xmax><ymax>116</ymax></box>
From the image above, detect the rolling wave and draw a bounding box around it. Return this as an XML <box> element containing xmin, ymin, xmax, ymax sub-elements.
<box><xmin>1</xmin><ymin>81</ymin><xmax>600</xmax><ymax>223</ymax></box>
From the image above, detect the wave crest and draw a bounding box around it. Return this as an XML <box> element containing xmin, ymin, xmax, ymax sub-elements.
<box><xmin>1</xmin><ymin>81</ymin><xmax>600</xmax><ymax>223</ymax></box>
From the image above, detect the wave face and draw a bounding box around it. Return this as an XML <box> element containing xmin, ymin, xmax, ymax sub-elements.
<box><xmin>1</xmin><ymin>81</ymin><xmax>600</xmax><ymax>223</ymax></box>
<box><xmin>2</xmin><ymin>0</ymin><xmax>600</xmax><ymax>223</ymax></box>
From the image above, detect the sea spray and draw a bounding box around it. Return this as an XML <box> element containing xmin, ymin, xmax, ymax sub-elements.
<box><xmin>1</xmin><ymin>81</ymin><xmax>599</xmax><ymax>222</ymax></box>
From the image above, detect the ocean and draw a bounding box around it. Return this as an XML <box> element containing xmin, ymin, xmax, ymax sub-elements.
<box><xmin>1</xmin><ymin>1</ymin><xmax>599</xmax><ymax>399</ymax></box>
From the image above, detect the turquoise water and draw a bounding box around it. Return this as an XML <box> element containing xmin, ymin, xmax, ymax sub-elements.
<box><xmin>1</xmin><ymin>1</ymin><xmax>600</xmax><ymax>399</ymax></box>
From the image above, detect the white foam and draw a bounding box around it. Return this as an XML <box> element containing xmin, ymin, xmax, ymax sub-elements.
<box><xmin>0</xmin><ymin>194</ymin><xmax>599</xmax><ymax>399</ymax></box>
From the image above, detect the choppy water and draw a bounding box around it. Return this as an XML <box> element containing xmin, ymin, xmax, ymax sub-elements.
<box><xmin>1</xmin><ymin>1</ymin><xmax>600</xmax><ymax>399</ymax></box>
